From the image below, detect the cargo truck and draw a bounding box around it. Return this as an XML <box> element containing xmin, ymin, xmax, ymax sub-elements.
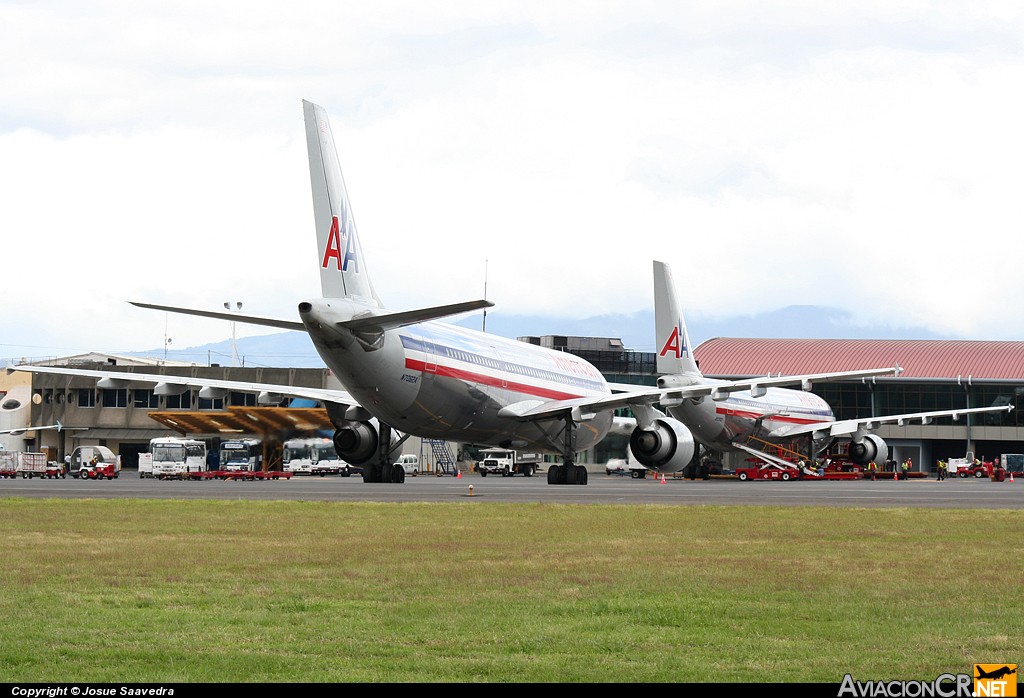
<box><xmin>477</xmin><ymin>448</ymin><xmax>542</xmax><ymax>477</ymax></box>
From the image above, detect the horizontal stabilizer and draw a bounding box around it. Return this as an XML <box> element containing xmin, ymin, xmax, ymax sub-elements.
<box><xmin>130</xmin><ymin>302</ymin><xmax>306</xmax><ymax>332</ymax></box>
<box><xmin>340</xmin><ymin>300</ymin><xmax>493</xmax><ymax>333</ymax></box>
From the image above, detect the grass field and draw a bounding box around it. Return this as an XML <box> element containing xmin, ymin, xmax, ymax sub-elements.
<box><xmin>0</xmin><ymin>497</ymin><xmax>1020</xmax><ymax>683</ymax></box>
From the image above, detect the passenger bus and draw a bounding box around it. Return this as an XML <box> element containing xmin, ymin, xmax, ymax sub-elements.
<box><xmin>145</xmin><ymin>437</ymin><xmax>207</xmax><ymax>478</ymax></box>
<box><xmin>309</xmin><ymin>437</ymin><xmax>344</xmax><ymax>476</ymax></box>
<box><xmin>282</xmin><ymin>437</ymin><xmax>345</xmax><ymax>475</ymax></box>
<box><xmin>282</xmin><ymin>438</ymin><xmax>314</xmax><ymax>475</ymax></box>
<box><xmin>219</xmin><ymin>438</ymin><xmax>262</xmax><ymax>472</ymax></box>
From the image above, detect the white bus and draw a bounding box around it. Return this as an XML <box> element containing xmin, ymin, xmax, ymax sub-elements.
<box><xmin>147</xmin><ymin>437</ymin><xmax>207</xmax><ymax>478</ymax></box>
<box><xmin>282</xmin><ymin>438</ymin><xmax>314</xmax><ymax>474</ymax></box>
<box><xmin>309</xmin><ymin>437</ymin><xmax>344</xmax><ymax>476</ymax></box>
<box><xmin>282</xmin><ymin>437</ymin><xmax>344</xmax><ymax>475</ymax></box>
<box><xmin>219</xmin><ymin>438</ymin><xmax>262</xmax><ymax>472</ymax></box>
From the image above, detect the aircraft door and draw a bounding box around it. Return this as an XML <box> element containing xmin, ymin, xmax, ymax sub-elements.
<box><xmin>489</xmin><ymin>346</ymin><xmax>508</xmax><ymax>388</ymax></box>
<box><xmin>421</xmin><ymin>335</ymin><xmax>437</xmax><ymax>373</ymax></box>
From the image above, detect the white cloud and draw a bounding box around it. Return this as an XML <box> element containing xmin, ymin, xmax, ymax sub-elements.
<box><xmin>3</xmin><ymin>1</ymin><xmax>1024</xmax><ymax>362</ymax></box>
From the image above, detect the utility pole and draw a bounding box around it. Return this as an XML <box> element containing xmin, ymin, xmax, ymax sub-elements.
<box><xmin>224</xmin><ymin>301</ymin><xmax>243</xmax><ymax>367</ymax></box>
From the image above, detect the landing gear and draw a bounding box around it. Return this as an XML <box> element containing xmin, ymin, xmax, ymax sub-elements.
<box><xmin>331</xmin><ymin>419</ymin><xmax>408</xmax><ymax>484</ymax></box>
<box><xmin>546</xmin><ymin>463</ymin><xmax>588</xmax><ymax>485</ymax></box>
<box><xmin>545</xmin><ymin>411</ymin><xmax>588</xmax><ymax>485</ymax></box>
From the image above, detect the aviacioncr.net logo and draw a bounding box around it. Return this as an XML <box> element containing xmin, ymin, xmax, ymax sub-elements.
<box><xmin>974</xmin><ymin>664</ymin><xmax>1017</xmax><ymax>697</ymax></box>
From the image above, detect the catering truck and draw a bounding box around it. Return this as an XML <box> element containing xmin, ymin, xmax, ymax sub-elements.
<box><xmin>477</xmin><ymin>448</ymin><xmax>542</xmax><ymax>477</ymax></box>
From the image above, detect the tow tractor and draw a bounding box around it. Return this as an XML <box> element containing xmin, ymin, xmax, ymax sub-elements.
<box><xmin>948</xmin><ymin>453</ymin><xmax>994</xmax><ymax>478</ymax></box>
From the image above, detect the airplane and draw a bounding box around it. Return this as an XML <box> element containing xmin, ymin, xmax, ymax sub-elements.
<box><xmin>10</xmin><ymin>100</ymin><xmax>906</xmax><ymax>485</ymax></box>
<box><xmin>637</xmin><ymin>259</ymin><xmax>1014</xmax><ymax>478</ymax></box>
<box><xmin>975</xmin><ymin>666</ymin><xmax>1016</xmax><ymax>681</ymax></box>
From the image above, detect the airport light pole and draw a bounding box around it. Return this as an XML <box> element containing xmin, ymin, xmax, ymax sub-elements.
<box><xmin>163</xmin><ymin>313</ymin><xmax>172</xmax><ymax>361</ymax></box>
<box><xmin>224</xmin><ymin>301</ymin><xmax>243</xmax><ymax>367</ymax></box>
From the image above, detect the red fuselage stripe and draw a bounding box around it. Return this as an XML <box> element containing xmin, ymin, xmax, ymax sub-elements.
<box><xmin>716</xmin><ymin>406</ymin><xmax>825</xmax><ymax>426</ymax></box>
<box><xmin>405</xmin><ymin>358</ymin><xmax>586</xmax><ymax>401</ymax></box>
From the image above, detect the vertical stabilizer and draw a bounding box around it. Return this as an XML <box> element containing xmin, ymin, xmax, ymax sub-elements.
<box><xmin>303</xmin><ymin>100</ymin><xmax>382</xmax><ymax>306</ymax></box>
<box><xmin>653</xmin><ymin>260</ymin><xmax>702</xmax><ymax>376</ymax></box>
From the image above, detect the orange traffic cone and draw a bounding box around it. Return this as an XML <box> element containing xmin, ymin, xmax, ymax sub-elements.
<box><xmin>456</xmin><ymin>470</ymin><xmax>462</xmax><ymax>479</ymax></box>
<box><xmin>1010</xmin><ymin>472</ymin><xmax>1014</xmax><ymax>483</ymax></box>
<box><xmin>660</xmin><ymin>473</ymin><xmax>666</xmax><ymax>484</ymax></box>
<box><xmin>894</xmin><ymin>470</ymin><xmax>898</xmax><ymax>481</ymax></box>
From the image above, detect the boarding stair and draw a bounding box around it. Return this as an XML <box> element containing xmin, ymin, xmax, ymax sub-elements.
<box><xmin>426</xmin><ymin>439</ymin><xmax>459</xmax><ymax>475</ymax></box>
<box><xmin>733</xmin><ymin>438</ymin><xmax>819</xmax><ymax>477</ymax></box>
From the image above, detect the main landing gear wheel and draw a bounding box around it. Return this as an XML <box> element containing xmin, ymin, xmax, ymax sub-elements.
<box><xmin>546</xmin><ymin>464</ymin><xmax>588</xmax><ymax>485</ymax></box>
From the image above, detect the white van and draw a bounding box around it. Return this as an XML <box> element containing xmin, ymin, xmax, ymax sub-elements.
<box><xmin>394</xmin><ymin>454</ymin><xmax>419</xmax><ymax>476</ymax></box>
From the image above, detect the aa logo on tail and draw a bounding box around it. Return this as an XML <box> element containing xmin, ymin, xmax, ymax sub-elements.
<box><xmin>659</xmin><ymin>324</ymin><xmax>687</xmax><ymax>359</ymax></box>
<box><xmin>321</xmin><ymin>215</ymin><xmax>360</xmax><ymax>273</ymax></box>
<box><xmin>974</xmin><ymin>664</ymin><xmax>1017</xmax><ymax>697</ymax></box>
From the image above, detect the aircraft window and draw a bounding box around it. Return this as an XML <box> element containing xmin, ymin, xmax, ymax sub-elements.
<box><xmin>1</xmin><ymin>398</ymin><xmax>21</xmax><ymax>410</ymax></box>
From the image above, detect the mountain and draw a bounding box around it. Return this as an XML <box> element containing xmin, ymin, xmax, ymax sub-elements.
<box><xmin>129</xmin><ymin>305</ymin><xmax>944</xmax><ymax>368</ymax></box>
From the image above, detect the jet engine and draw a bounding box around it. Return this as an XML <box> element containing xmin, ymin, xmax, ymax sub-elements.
<box><xmin>629</xmin><ymin>417</ymin><xmax>696</xmax><ymax>473</ymax></box>
<box><xmin>847</xmin><ymin>434</ymin><xmax>888</xmax><ymax>466</ymax></box>
<box><xmin>331</xmin><ymin>419</ymin><xmax>401</xmax><ymax>466</ymax></box>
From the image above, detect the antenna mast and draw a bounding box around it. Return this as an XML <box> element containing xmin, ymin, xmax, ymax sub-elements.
<box><xmin>482</xmin><ymin>259</ymin><xmax>488</xmax><ymax>332</ymax></box>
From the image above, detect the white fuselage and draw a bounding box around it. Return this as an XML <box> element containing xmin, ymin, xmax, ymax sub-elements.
<box><xmin>668</xmin><ymin>384</ymin><xmax>835</xmax><ymax>453</ymax></box>
<box><xmin>301</xmin><ymin>299</ymin><xmax>614</xmax><ymax>452</ymax></box>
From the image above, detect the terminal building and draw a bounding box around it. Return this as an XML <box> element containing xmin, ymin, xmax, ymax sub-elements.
<box><xmin>2</xmin><ymin>337</ymin><xmax>1023</xmax><ymax>476</ymax></box>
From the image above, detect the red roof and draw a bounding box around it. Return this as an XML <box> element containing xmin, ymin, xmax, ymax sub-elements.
<box><xmin>693</xmin><ymin>338</ymin><xmax>1024</xmax><ymax>381</ymax></box>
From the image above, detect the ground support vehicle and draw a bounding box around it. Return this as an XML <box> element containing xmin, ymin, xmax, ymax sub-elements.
<box><xmin>189</xmin><ymin>469</ymin><xmax>293</xmax><ymax>481</ymax></box>
<box><xmin>477</xmin><ymin>448</ymin><xmax>542</xmax><ymax>477</ymax></box>
<box><xmin>1000</xmin><ymin>454</ymin><xmax>1023</xmax><ymax>481</ymax></box>
<box><xmin>949</xmin><ymin>455</ymin><xmax>993</xmax><ymax>479</ymax></box>
<box><xmin>0</xmin><ymin>452</ymin><xmax>64</xmax><ymax>479</ymax></box>
<box><xmin>70</xmin><ymin>445</ymin><xmax>121</xmax><ymax>480</ymax></box>
<box><xmin>79</xmin><ymin>461</ymin><xmax>119</xmax><ymax>480</ymax></box>
<box><xmin>393</xmin><ymin>454</ymin><xmax>420</xmax><ymax>476</ymax></box>
<box><xmin>735</xmin><ymin>461</ymin><xmax>862</xmax><ymax>481</ymax></box>
<box><xmin>735</xmin><ymin>463</ymin><xmax>801</xmax><ymax>481</ymax></box>
<box><xmin>605</xmin><ymin>458</ymin><xmax>650</xmax><ymax>478</ymax></box>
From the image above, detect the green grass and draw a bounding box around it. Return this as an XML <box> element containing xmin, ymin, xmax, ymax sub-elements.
<box><xmin>0</xmin><ymin>498</ymin><xmax>1020</xmax><ymax>682</ymax></box>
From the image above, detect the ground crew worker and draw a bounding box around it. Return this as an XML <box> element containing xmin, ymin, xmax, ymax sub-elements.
<box><xmin>936</xmin><ymin>459</ymin><xmax>946</xmax><ymax>481</ymax></box>
<box><xmin>901</xmin><ymin>459</ymin><xmax>909</xmax><ymax>480</ymax></box>
<box><xmin>868</xmin><ymin>460</ymin><xmax>877</xmax><ymax>481</ymax></box>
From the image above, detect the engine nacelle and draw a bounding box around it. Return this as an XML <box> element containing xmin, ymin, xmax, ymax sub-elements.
<box><xmin>847</xmin><ymin>434</ymin><xmax>888</xmax><ymax>466</ymax></box>
<box><xmin>629</xmin><ymin>417</ymin><xmax>696</xmax><ymax>473</ymax></box>
<box><xmin>331</xmin><ymin>419</ymin><xmax>400</xmax><ymax>466</ymax></box>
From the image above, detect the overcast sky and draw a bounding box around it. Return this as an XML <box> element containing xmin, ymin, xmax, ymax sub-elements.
<box><xmin>3</xmin><ymin>1</ymin><xmax>1023</xmax><ymax>363</ymax></box>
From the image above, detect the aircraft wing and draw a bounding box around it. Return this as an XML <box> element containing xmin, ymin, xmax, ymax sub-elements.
<box><xmin>8</xmin><ymin>365</ymin><xmax>357</xmax><ymax>407</ymax></box>
<box><xmin>502</xmin><ymin>365</ymin><xmax>904</xmax><ymax>422</ymax></box>
<box><xmin>0</xmin><ymin>421</ymin><xmax>87</xmax><ymax>435</ymax></box>
<box><xmin>129</xmin><ymin>302</ymin><xmax>306</xmax><ymax>332</ymax></box>
<box><xmin>769</xmin><ymin>405</ymin><xmax>1014</xmax><ymax>440</ymax></box>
